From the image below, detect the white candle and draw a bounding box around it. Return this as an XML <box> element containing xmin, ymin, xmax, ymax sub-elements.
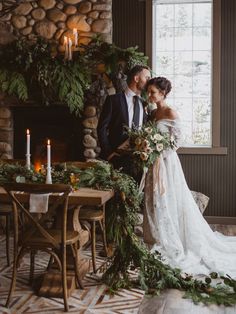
<box><xmin>64</xmin><ymin>36</ymin><xmax>68</xmax><ymax>60</ymax></box>
<box><xmin>73</xmin><ymin>28</ymin><xmax>78</xmax><ymax>47</ymax></box>
<box><xmin>47</xmin><ymin>139</ymin><xmax>51</xmax><ymax>168</ymax></box>
<box><xmin>26</xmin><ymin>129</ymin><xmax>31</xmax><ymax>170</ymax></box>
<box><xmin>68</xmin><ymin>38</ymin><xmax>73</xmax><ymax>60</ymax></box>
<box><xmin>26</xmin><ymin>129</ymin><xmax>30</xmax><ymax>155</ymax></box>
<box><xmin>46</xmin><ymin>139</ymin><xmax>52</xmax><ymax>184</ymax></box>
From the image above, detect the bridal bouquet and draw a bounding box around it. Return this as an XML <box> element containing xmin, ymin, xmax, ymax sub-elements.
<box><xmin>126</xmin><ymin>122</ymin><xmax>176</xmax><ymax>170</ymax></box>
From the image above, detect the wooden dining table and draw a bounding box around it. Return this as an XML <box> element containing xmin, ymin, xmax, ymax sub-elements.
<box><xmin>0</xmin><ymin>186</ymin><xmax>114</xmax><ymax>206</ymax></box>
<box><xmin>0</xmin><ymin>186</ymin><xmax>114</xmax><ymax>297</ymax></box>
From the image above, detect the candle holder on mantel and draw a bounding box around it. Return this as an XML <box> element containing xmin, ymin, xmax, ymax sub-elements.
<box><xmin>46</xmin><ymin>166</ymin><xmax>52</xmax><ymax>184</ymax></box>
<box><xmin>26</xmin><ymin>154</ymin><xmax>31</xmax><ymax>170</ymax></box>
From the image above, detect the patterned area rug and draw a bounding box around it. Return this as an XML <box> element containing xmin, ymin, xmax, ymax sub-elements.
<box><xmin>0</xmin><ymin>236</ymin><xmax>144</xmax><ymax>314</ymax></box>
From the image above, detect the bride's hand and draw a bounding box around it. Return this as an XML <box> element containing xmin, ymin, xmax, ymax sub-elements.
<box><xmin>117</xmin><ymin>139</ymin><xmax>130</xmax><ymax>150</ymax></box>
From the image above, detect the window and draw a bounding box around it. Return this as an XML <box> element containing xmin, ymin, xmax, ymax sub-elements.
<box><xmin>146</xmin><ymin>0</ymin><xmax>226</xmax><ymax>154</ymax></box>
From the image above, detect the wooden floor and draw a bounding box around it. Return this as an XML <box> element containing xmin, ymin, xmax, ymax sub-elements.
<box><xmin>0</xmin><ymin>236</ymin><xmax>144</xmax><ymax>313</ymax></box>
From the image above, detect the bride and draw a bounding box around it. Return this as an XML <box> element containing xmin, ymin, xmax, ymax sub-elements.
<box><xmin>143</xmin><ymin>77</ymin><xmax>236</xmax><ymax>277</ymax></box>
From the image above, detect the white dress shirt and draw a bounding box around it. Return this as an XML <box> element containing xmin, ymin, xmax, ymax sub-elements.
<box><xmin>125</xmin><ymin>88</ymin><xmax>144</xmax><ymax>128</ymax></box>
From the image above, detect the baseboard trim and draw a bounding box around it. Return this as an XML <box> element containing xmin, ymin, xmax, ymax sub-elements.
<box><xmin>204</xmin><ymin>216</ymin><xmax>236</xmax><ymax>225</ymax></box>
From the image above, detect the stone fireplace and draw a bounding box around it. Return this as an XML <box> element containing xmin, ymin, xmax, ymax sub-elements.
<box><xmin>0</xmin><ymin>0</ymin><xmax>113</xmax><ymax>161</ymax></box>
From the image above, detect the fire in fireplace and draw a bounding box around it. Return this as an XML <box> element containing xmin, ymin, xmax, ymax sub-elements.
<box><xmin>13</xmin><ymin>106</ymin><xmax>84</xmax><ymax>167</ymax></box>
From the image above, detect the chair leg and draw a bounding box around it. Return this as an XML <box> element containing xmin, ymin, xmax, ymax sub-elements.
<box><xmin>6</xmin><ymin>214</ymin><xmax>10</xmax><ymax>266</ymax></box>
<box><xmin>5</xmin><ymin>250</ymin><xmax>18</xmax><ymax>307</ymax></box>
<box><xmin>62</xmin><ymin>245</ymin><xmax>69</xmax><ymax>312</ymax></box>
<box><xmin>91</xmin><ymin>221</ymin><xmax>96</xmax><ymax>273</ymax></box>
<box><xmin>29</xmin><ymin>250</ymin><xmax>35</xmax><ymax>285</ymax></box>
<box><xmin>71</xmin><ymin>243</ymin><xmax>84</xmax><ymax>289</ymax></box>
<box><xmin>6</xmin><ymin>207</ymin><xmax>19</xmax><ymax>308</ymax></box>
<box><xmin>99</xmin><ymin>219</ymin><xmax>108</xmax><ymax>256</ymax></box>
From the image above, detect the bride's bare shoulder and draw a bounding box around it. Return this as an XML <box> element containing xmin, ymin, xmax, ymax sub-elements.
<box><xmin>165</xmin><ymin>108</ymin><xmax>179</xmax><ymax>120</ymax></box>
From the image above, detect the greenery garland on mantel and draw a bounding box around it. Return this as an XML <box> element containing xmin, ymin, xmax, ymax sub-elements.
<box><xmin>0</xmin><ymin>37</ymin><xmax>148</xmax><ymax>115</ymax></box>
<box><xmin>0</xmin><ymin>161</ymin><xmax>236</xmax><ymax>306</ymax></box>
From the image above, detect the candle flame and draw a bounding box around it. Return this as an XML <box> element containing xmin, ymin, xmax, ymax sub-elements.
<box><xmin>26</xmin><ymin>129</ymin><xmax>30</xmax><ymax>135</ymax></box>
<box><xmin>47</xmin><ymin>139</ymin><xmax>50</xmax><ymax>145</ymax></box>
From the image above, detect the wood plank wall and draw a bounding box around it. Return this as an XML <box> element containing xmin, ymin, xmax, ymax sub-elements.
<box><xmin>112</xmin><ymin>0</ymin><xmax>236</xmax><ymax>217</ymax></box>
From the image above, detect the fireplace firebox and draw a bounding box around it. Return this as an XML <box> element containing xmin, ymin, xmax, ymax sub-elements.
<box><xmin>12</xmin><ymin>106</ymin><xmax>84</xmax><ymax>166</ymax></box>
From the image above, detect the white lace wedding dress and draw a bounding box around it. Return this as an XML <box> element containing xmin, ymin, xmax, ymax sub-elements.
<box><xmin>143</xmin><ymin>118</ymin><xmax>236</xmax><ymax>277</ymax></box>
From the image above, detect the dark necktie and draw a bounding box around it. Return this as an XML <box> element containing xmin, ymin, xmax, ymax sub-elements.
<box><xmin>132</xmin><ymin>95</ymin><xmax>140</xmax><ymax>128</ymax></box>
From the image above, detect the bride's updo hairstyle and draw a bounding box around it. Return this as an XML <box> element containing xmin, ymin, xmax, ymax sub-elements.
<box><xmin>147</xmin><ymin>77</ymin><xmax>172</xmax><ymax>98</ymax></box>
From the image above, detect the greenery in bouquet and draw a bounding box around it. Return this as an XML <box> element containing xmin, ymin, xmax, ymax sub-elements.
<box><xmin>127</xmin><ymin>121</ymin><xmax>176</xmax><ymax>171</ymax></box>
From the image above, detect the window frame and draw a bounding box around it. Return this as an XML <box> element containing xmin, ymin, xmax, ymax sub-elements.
<box><xmin>146</xmin><ymin>0</ymin><xmax>227</xmax><ymax>155</ymax></box>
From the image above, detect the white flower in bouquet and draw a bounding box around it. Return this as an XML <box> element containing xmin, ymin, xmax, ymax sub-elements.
<box><xmin>144</xmin><ymin>127</ymin><xmax>152</xmax><ymax>134</ymax></box>
<box><xmin>156</xmin><ymin>143</ymin><xmax>164</xmax><ymax>152</ymax></box>
<box><xmin>151</xmin><ymin>133</ymin><xmax>163</xmax><ymax>143</ymax></box>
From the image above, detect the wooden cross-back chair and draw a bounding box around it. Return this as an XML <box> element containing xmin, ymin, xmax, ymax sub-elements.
<box><xmin>0</xmin><ymin>159</ymin><xmax>25</xmax><ymax>266</ymax></box>
<box><xmin>3</xmin><ymin>182</ymin><xmax>83</xmax><ymax>312</ymax></box>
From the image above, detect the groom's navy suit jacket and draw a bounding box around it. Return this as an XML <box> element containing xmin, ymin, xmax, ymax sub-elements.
<box><xmin>98</xmin><ymin>92</ymin><xmax>148</xmax><ymax>160</ymax></box>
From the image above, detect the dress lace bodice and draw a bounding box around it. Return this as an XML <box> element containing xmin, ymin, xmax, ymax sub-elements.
<box><xmin>155</xmin><ymin>118</ymin><xmax>182</xmax><ymax>148</ymax></box>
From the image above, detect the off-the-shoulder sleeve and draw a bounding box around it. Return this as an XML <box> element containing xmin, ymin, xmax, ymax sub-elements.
<box><xmin>159</xmin><ymin>119</ymin><xmax>182</xmax><ymax>148</ymax></box>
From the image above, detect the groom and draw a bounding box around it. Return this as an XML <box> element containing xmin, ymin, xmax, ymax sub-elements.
<box><xmin>97</xmin><ymin>65</ymin><xmax>151</xmax><ymax>177</ymax></box>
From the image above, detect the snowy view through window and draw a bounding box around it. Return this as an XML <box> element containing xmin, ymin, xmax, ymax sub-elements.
<box><xmin>152</xmin><ymin>0</ymin><xmax>212</xmax><ymax>146</ymax></box>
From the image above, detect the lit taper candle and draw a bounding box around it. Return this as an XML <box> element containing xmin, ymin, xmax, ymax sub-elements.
<box><xmin>26</xmin><ymin>129</ymin><xmax>31</xmax><ymax>170</ymax></box>
<box><xmin>46</xmin><ymin>139</ymin><xmax>52</xmax><ymax>184</ymax></box>
<box><xmin>64</xmin><ymin>36</ymin><xmax>68</xmax><ymax>60</ymax></box>
<box><xmin>73</xmin><ymin>28</ymin><xmax>78</xmax><ymax>47</ymax></box>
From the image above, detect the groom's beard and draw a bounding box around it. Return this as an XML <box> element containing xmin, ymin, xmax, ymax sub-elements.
<box><xmin>137</xmin><ymin>81</ymin><xmax>147</xmax><ymax>93</ymax></box>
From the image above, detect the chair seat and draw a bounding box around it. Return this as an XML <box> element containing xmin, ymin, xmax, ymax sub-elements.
<box><xmin>22</xmin><ymin>229</ymin><xmax>80</xmax><ymax>246</ymax></box>
<box><xmin>79</xmin><ymin>207</ymin><xmax>104</xmax><ymax>221</ymax></box>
